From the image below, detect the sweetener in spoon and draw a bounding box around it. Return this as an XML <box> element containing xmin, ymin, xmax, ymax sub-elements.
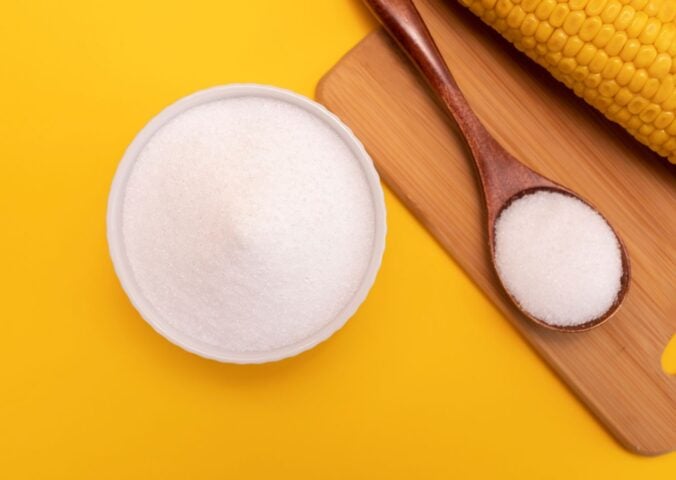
<box><xmin>494</xmin><ymin>190</ymin><xmax>623</xmax><ymax>327</ymax></box>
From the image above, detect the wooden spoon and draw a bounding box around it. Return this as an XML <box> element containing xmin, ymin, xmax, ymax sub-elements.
<box><xmin>363</xmin><ymin>0</ymin><xmax>630</xmax><ymax>331</ymax></box>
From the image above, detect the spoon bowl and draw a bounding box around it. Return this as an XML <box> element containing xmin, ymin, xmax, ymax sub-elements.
<box><xmin>491</xmin><ymin>186</ymin><xmax>631</xmax><ymax>332</ymax></box>
<box><xmin>364</xmin><ymin>0</ymin><xmax>630</xmax><ymax>331</ymax></box>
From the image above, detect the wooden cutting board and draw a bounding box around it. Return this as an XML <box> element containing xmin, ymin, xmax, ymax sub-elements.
<box><xmin>317</xmin><ymin>0</ymin><xmax>675</xmax><ymax>456</ymax></box>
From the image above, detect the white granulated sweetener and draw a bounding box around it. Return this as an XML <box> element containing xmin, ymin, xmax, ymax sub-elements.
<box><xmin>494</xmin><ymin>190</ymin><xmax>623</xmax><ymax>327</ymax></box>
<box><xmin>122</xmin><ymin>96</ymin><xmax>376</xmax><ymax>353</ymax></box>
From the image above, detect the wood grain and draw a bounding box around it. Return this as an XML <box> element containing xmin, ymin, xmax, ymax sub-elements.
<box><xmin>317</xmin><ymin>0</ymin><xmax>676</xmax><ymax>456</ymax></box>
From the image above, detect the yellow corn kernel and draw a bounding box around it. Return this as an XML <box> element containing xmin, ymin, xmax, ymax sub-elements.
<box><xmin>584</xmin><ymin>87</ymin><xmax>599</xmax><ymax>102</ymax></box>
<box><xmin>635</xmin><ymin>134</ymin><xmax>650</xmax><ymax>145</ymax></box>
<box><xmin>627</xmin><ymin>115</ymin><xmax>643</xmax><ymax>130</ymax></box>
<box><xmin>594</xmin><ymin>95</ymin><xmax>614</xmax><ymax>110</ymax></box>
<box><xmin>639</xmin><ymin>18</ymin><xmax>661</xmax><ymax>45</ymax></box>
<box><xmin>616</xmin><ymin>62</ymin><xmax>636</xmax><ymax>85</ymax></box>
<box><xmin>607</xmin><ymin>103</ymin><xmax>622</xmax><ymax>115</ymax></box>
<box><xmin>521</xmin><ymin>35</ymin><xmax>537</xmax><ymax>49</ymax></box>
<box><xmin>550</xmin><ymin>4</ymin><xmax>570</xmax><ymax>27</ymax></box>
<box><xmin>628</xmin><ymin>69</ymin><xmax>649</xmax><ymax>92</ymax></box>
<box><xmin>469</xmin><ymin>3</ymin><xmax>486</xmax><ymax>16</ymax></box>
<box><xmin>585</xmin><ymin>0</ymin><xmax>607</xmax><ymax>16</ymax></box>
<box><xmin>614</xmin><ymin>6</ymin><xmax>636</xmax><ymax>31</ymax></box>
<box><xmin>577</xmin><ymin>43</ymin><xmax>597</xmax><ymax>64</ymax></box>
<box><xmin>579</xmin><ymin>16</ymin><xmax>602</xmax><ymax>41</ymax></box>
<box><xmin>496</xmin><ymin>0</ymin><xmax>514</xmax><ymax>18</ymax></box>
<box><xmin>620</xmin><ymin>39</ymin><xmax>641</xmax><ymax>62</ymax></box>
<box><xmin>573</xmin><ymin>65</ymin><xmax>590</xmax><ymax>81</ymax></box>
<box><xmin>638</xmin><ymin>123</ymin><xmax>654</xmax><ymax>136</ymax></box>
<box><xmin>630</xmin><ymin>0</ymin><xmax>649</xmax><ymax>12</ymax></box>
<box><xmin>589</xmin><ymin>50</ymin><xmax>609</xmax><ymax>73</ymax></box>
<box><xmin>484</xmin><ymin>10</ymin><xmax>497</xmax><ymax>23</ymax></box>
<box><xmin>658</xmin><ymin>1</ymin><xmax>676</xmax><ymax>23</ymax></box>
<box><xmin>601</xmin><ymin>1</ymin><xmax>622</xmax><ymax>23</ymax></box>
<box><xmin>639</xmin><ymin>104</ymin><xmax>660</xmax><ymax>123</ymax></box>
<box><xmin>593</xmin><ymin>24</ymin><xmax>615</xmax><ymax>48</ymax></box>
<box><xmin>585</xmin><ymin>73</ymin><xmax>603</xmax><ymax>87</ymax></box>
<box><xmin>655</xmin><ymin>111</ymin><xmax>675</xmax><ymax>129</ymax></box>
<box><xmin>654</xmin><ymin>23</ymin><xmax>676</xmax><ymax>53</ymax></box>
<box><xmin>545</xmin><ymin>51</ymin><xmax>563</xmax><ymax>65</ymax></box>
<box><xmin>664</xmin><ymin>137</ymin><xmax>676</xmax><ymax>152</ymax></box>
<box><xmin>548</xmin><ymin>30</ymin><xmax>568</xmax><ymax>51</ymax></box>
<box><xmin>535</xmin><ymin>0</ymin><xmax>557</xmax><ymax>20</ymax></box>
<box><xmin>481</xmin><ymin>0</ymin><xmax>498</xmax><ymax>7</ymax></box>
<box><xmin>627</xmin><ymin>95</ymin><xmax>648</xmax><ymax>114</ymax></box>
<box><xmin>521</xmin><ymin>14</ymin><xmax>539</xmax><ymax>36</ymax></box>
<box><xmin>648</xmin><ymin>53</ymin><xmax>673</xmax><ymax>79</ymax></box>
<box><xmin>602</xmin><ymin>57</ymin><xmax>623</xmax><ymax>79</ymax></box>
<box><xmin>563</xmin><ymin>11</ymin><xmax>586</xmax><ymax>35</ymax></box>
<box><xmin>667</xmin><ymin>120</ymin><xmax>676</xmax><ymax>135</ymax></box>
<box><xmin>663</xmin><ymin>92</ymin><xmax>676</xmax><ymax>110</ymax></box>
<box><xmin>507</xmin><ymin>6</ymin><xmax>527</xmax><ymax>28</ymax></box>
<box><xmin>535</xmin><ymin>43</ymin><xmax>549</xmax><ymax>56</ymax></box>
<box><xmin>615</xmin><ymin>87</ymin><xmax>634</xmax><ymax>106</ymax></box>
<box><xmin>535</xmin><ymin>21</ymin><xmax>555</xmax><ymax>42</ymax></box>
<box><xmin>635</xmin><ymin>45</ymin><xmax>658</xmax><ymax>68</ymax></box>
<box><xmin>641</xmin><ymin>78</ymin><xmax>660</xmax><ymax>99</ymax></box>
<box><xmin>616</xmin><ymin>108</ymin><xmax>632</xmax><ymax>122</ymax></box>
<box><xmin>606</xmin><ymin>32</ymin><xmax>627</xmax><ymax>56</ymax></box>
<box><xmin>669</xmin><ymin>40</ymin><xmax>676</xmax><ymax>57</ymax></box>
<box><xmin>655</xmin><ymin>76</ymin><xmax>675</xmax><ymax>103</ymax></box>
<box><xmin>627</xmin><ymin>12</ymin><xmax>648</xmax><ymax>39</ymax></box>
<box><xmin>559</xmin><ymin>57</ymin><xmax>577</xmax><ymax>73</ymax></box>
<box><xmin>650</xmin><ymin>129</ymin><xmax>669</xmax><ymax>146</ymax></box>
<box><xmin>573</xmin><ymin>81</ymin><xmax>586</xmax><ymax>96</ymax></box>
<box><xmin>599</xmin><ymin>79</ymin><xmax>620</xmax><ymax>96</ymax></box>
<box><xmin>563</xmin><ymin>36</ymin><xmax>585</xmax><ymax>56</ymax></box>
<box><xmin>570</xmin><ymin>0</ymin><xmax>590</xmax><ymax>10</ymax></box>
<box><xmin>521</xmin><ymin>0</ymin><xmax>540</xmax><ymax>13</ymax></box>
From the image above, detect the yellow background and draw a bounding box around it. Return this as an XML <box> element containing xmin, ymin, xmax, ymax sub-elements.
<box><xmin>1</xmin><ymin>1</ymin><xmax>674</xmax><ymax>478</ymax></box>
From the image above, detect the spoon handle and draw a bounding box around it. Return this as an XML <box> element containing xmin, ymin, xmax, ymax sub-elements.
<box><xmin>363</xmin><ymin>0</ymin><xmax>553</xmax><ymax>219</ymax></box>
<box><xmin>363</xmin><ymin>0</ymin><xmax>493</xmax><ymax>155</ymax></box>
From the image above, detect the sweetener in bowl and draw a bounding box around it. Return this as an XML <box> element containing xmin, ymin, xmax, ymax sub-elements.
<box><xmin>107</xmin><ymin>85</ymin><xmax>386</xmax><ymax>363</ymax></box>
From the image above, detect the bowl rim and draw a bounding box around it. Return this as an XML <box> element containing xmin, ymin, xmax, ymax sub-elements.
<box><xmin>106</xmin><ymin>83</ymin><xmax>387</xmax><ymax>364</ymax></box>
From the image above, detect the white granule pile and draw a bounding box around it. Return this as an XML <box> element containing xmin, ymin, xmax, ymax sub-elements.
<box><xmin>122</xmin><ymin>96</ymin><xmax>376</xmax><ymax>353</ymax></box>
<box><xmin>494</xmin><ymin>190</ymin><xmax>623</xmax><ymax>327</ymax></box>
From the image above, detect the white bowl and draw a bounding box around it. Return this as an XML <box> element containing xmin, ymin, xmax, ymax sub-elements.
<box><xmin>107</xmin><ymin>84</ymin><xmax>387</xmax><ymax>363</ymax></box>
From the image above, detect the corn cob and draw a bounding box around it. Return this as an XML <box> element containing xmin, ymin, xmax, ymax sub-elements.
<box><xmin>458</xmin><ymin>0</ymin><xmax>676</xmax><ymax>163</ymax></box>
